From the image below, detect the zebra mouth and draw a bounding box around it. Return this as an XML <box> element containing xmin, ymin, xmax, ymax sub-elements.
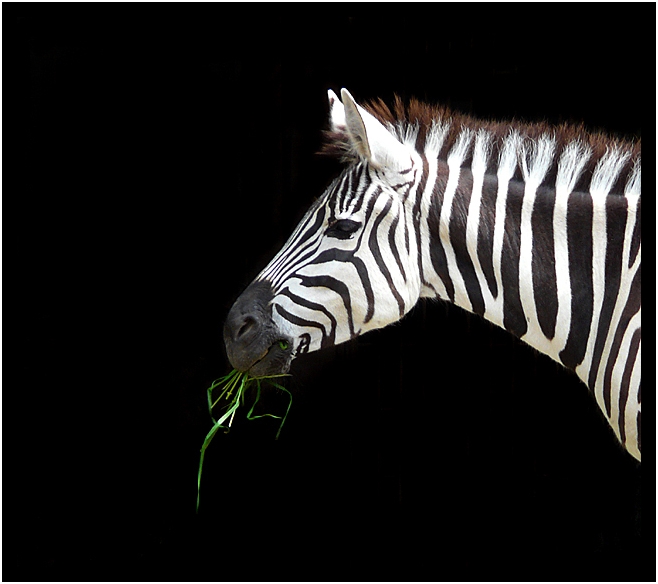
<box><xmin>247</xmin><ymin>338</ymin><xmax>293</xmax><ymax>377</ymax></box>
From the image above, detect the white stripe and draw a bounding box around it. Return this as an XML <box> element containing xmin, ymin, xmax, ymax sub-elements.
<box><xmin>490</xmin><ymin>131</ymin><xmax>522</xmax><ymax>326</ymax></box>
<box><xmin>425</xmin><ymin>119</ymin><xmax>450</xmax><ymax>157</ymax></box>
<box><xmin>417</xmin><ymin>119</ymin><xmax>450</xmax><ymax>298</ymax></box>
<box><xmin>465</xmin><ymin>129</ymin><xmax>501</xmax><ymax>321</ymax></box>
<box><xmin>552</xmin><ymin>141</ymin><xmax>591</xmax><ymax>353</ymax></box>
<box><xmin>590</xmin><ymin>146</ymin><xmax>630</xmax><ymax>196</ymax></box>
<box><xmin>518</xmin><ymin>134</ymin><xmax>556</xmax><ymax>355</ymax></box>
<box><xmin>397</xmin><ymin>121</ymin><xmax>420</xmax><ymax>149</ymax></box>
<box><xmin>576</xmin><ymin>147</ymin><xmax>631</xmax><ymax>384</ymax></box>
<box><xmin>624</xmin><ymin>337</ymin><xmax>641</xmax><ymax>461</ymax></box>
<box><xmin>440</xmin><ymin>129</ymin><xmax>474</xmax><ymax>309</ymax></box>
<box><xmin>624</xmin><ymin>157</ymin><xmax>641</xmax><ymax>198</ymax></box>
<box><xmin>418</xmin><ymin>148</ymin><xmax>446</xmax><ymax>298</ymax></box>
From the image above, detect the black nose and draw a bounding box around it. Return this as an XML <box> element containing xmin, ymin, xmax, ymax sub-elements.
<box><xmin>225</xmin><ymin>312</ymin><xmax>259</xmax><ymax>346</ymax></box>
<box><xmin>223</xmin><ymin>280</ymin><xmax>276</xmax><ymax>371</ymax></box>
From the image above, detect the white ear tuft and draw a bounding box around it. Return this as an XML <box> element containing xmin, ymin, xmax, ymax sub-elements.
<box><xmin>339</xmin><ymin>88</ymin><xmax>411</xmax><ymax>172</ymax></box>
<box><xmin>328</xmin><ymin>89</ymin><xmax>346</xmax><ymax>132</ymax></box>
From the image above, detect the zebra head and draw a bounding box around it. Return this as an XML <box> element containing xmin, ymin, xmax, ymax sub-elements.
<box><xmin>224</xmin><ymin>89</ymin><xmax>424</xmax><ymax>376</ymax></box>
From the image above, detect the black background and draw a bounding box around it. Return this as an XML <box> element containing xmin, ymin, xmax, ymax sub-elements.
<box><xmin>6</xmin><ymin>7</ymin><xmax>653</xmax><ymax>582</ymax></box>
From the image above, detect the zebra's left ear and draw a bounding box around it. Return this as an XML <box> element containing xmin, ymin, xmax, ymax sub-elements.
<box><xmin>328</xmin><ymin>89</ymin><xmax>346</xmax><ymax>132</ymax></box>
<box><xmin>340</xmin><ymin>88</ymin><xmax>411</xmax><ymax>172</ymax></box>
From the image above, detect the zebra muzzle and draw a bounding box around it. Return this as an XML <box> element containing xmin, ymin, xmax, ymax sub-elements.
<box><xmin>223</xmin><ymin>280</ymin><xmax>293</xmax><ymax>376</ymax></box>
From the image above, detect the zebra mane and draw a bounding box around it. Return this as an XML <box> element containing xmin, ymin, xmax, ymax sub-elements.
<box><xmin>322</xmin><ymin>95</ymin><xmax>641</xmax><ymax>197</ymax></box>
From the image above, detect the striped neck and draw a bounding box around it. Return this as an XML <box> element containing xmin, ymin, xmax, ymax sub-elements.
<box><xmin>411</xmin><ymin>129</ymin><xmax>641</xmax><ymax>388</ymax></box>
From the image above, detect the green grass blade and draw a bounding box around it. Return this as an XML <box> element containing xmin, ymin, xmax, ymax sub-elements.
<box><xmin>197</xmin><ymin>370</ymin><xmax>293</xmax><ymax>511</ymax></box>
<box><xmin>196</xmin><ymin>419</ymin><xmax>223</xmax><ymax>513</ymax></box>
<box><xmin>269</xmin><ymin>383</ymin><xmax>293</xmax><ymax>440</ymax></box>
<box><xmin>197</xmin><ymin>382</ymin><xmax>245</xmax><ymax>512</ymax></box>
<box><xmin>207</xmin><ymin>385</ymin><xmax>217</xmax><ymax>423</ymax></box>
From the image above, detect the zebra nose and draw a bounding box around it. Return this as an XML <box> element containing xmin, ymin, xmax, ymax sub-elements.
<box><xmin>224</xmin><ymin>307</ymin><xmax>267</xmax><ymax>371</ymax></box>
<box><xmin>223</xmin><ymin>281</ymin><xmax>276</xmax><ymax>372</ymax></box>
<box><xmin>226</xmin><ymin>312</ymin><xmax>260</xmax><ymax>345</ymax></box>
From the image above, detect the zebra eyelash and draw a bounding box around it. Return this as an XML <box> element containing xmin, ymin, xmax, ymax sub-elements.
<box><xmin>326</xmin><ymin>218</ymin><xmax>362</xmax><ymax>240</ymax></box>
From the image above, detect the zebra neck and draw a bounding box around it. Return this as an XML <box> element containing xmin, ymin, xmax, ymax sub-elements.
<box><xmin>421</xmin><ymin>160</ymin><xmax>638</xmax><ymax>380</ymax></box>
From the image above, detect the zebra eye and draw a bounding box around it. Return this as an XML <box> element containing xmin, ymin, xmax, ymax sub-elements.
<box><xmin>326</xmin><ymin>219</ymin><xmax>361</xmax><ymax>240</ymax></box>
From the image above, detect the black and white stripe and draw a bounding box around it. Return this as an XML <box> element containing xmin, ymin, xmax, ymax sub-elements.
<box><xmin>232</xmin><ymin>89</ymin><xmax>641</xmax><ymax>461</ymax></box>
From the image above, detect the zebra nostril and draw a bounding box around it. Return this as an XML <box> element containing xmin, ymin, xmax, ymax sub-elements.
<box><xmin>237</xmin><ymin>316</ymin><xmax>256</xmax><ymax>340</ymax></box>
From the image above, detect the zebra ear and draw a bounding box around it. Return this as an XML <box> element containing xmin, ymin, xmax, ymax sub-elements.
<box><xmin>340</xmin><ymin>88</ymin><xmax>411</xmax><ymax>172</ymax></box>
<box><xmin>328</xmin><ymin>89</ymin><xmax>346</xmax><ymax>132</ymax></box>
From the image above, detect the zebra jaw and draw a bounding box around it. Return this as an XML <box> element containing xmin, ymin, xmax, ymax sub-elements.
<box><xmin>226</xmin><ymin>333</ymin><xmax>295</xmax><ymax>377</ymax></box>
<box><xmin>246</xmin><ymin>340</ymin><xmax>294</xmax><ymax>377</ymax></box>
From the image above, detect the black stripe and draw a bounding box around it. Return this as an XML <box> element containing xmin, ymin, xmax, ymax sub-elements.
<box><xmin>501</xmin><ymin>180</ymin><xmax>527</xmax><ymax>338</ymax></box>
<box><xmin>478</xmin><ymin>173</ymin><xmax>499</xmax><ymax>299</ymax></box>
<box><xmin>271</xmin><ymin>206</ymin><xmax>327</xmax><ymax>286</ymax></box>
<box><xmin>559</xmin><ymin>191</ymin><xmax>594</xmax><ymax>369</ymax></box>
<box><xmin>404</xmin><ymin>205</ymin><xmax>410</xmax><ymax>257</ymax></box>
<box><xmin>355</xmin><ymin>161</ymin><xmax>368</xmax><ymax>192</ymax></box>
<box><xmin>297</xmin><ymin>274</ymin><xmax>356</xmax><ymax>338</ymax></box>
<box><xmin>273</xmin><ymin>236</ymin><xmax>323</xmax><ymax>289</ymax></box>
<box><xmin>278</xmin><ymin>288</ymin><xmax>337</xmax><ymax>348</ymax></box>
<box><xmin>355</xmin><ymin>188</ymin><xmax>382</xmax><ymax>322</ymax></box>
<box><xmin>636</xmin><ymin>409</ymin><xmax>641</xmax><ymax>453</ymax></box>
<box><xmin>412</xmin><ymin>154</ymin><xmax>438</xmax><ymax>286</ymax></box>
<box><xmin>629</xmin><ymin>197</ymin><xmax>641</xmax><ymax>268</ymax></box>
<box><xmin>390</xmin><ymin>176</ymin><xmax>415</xmax><ymax>193</ymax></box>
<box><xmin>389</xmin><ymin>212</ymin><xmax>407</xmax><ymax>284</ymax></box>
<box><xmin>449</xmin><ymin>167</ymin><xmax>485</xmax><ymax>317</ymax></box>
<box><xmin>340</xmin><ymin>171</ymin><xmax>352</xmax><ymax>214</ymax></box>
<box><xmin>532</xmin><ymin>184</ymin><xmax>558</xmax><ymax>340</ymax></box>
<box><xmin>327</xmin><ymin>180</ymin><xmax>342</xmax><ymax>225</ymax></box>
<box><xmin>428</xmin><ymin>167</ymin><xmax>454</xmax><ymax>301</ymax></box>
<box><xmin>273</xmin><ymin>303</ymin><xmax>328</xmax><ymax>344</ymax></box>
<box><xmin>370</xmin><ymin>196</ymin><xmax>406</xmax><ymax>318</ymax></box>
<box><xmin>402</xmin><ymin>167</ymin><xmax>418</xmax><ymax>205</ymax></box>
<box><xmin>413</xmin><ymin>156</ymin><xmax>426</xmax><ymax>227</ymax></box>
<box><xmin>603</xmin><ymin>307</ymin><xmax>634</xmax><ymax>421</ymax></box>
<box><xmin>285</xmin><ymin>202</ymin><xmax>326</xmax><ymax>256</ymax></box>
<box><xmin>311</xmin><ymin>248</ymin><xmax>375</xmax><ymax>324</ymax></box>
<box><xmin>349</xmin><ymin>163</ymin><xmax>370</xmax><ymax>215</ymax></box>
<box><xmin>618</xmin><ymin>327</ymin><xmax>641</xmax><ymax>447</ymax></box>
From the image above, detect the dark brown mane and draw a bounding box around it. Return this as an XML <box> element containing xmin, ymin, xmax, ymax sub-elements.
<box><xmin>322</xmin><ymin>95</ymin><xmax>641</xmax><ymax>196</ymax></box>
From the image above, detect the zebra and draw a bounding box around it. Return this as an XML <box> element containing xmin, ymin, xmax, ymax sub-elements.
<box><xmin>223</xmin><ymin>88</ymin><xmax>641</xmax><ymax>461</ymax></box>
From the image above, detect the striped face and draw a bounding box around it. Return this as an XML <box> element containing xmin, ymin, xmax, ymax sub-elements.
<box><xmin>258</xmin><ymin>159</ymin><xmax>421</xmax><ymax>357</ymax></box>
<box><xmin>224</xmin><ymin>90</ymin><xmax>422</xmax><ymax>375</ymax></box>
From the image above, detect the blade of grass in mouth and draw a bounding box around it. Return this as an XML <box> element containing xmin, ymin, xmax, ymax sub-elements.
<box><xmin>196</xmin><ymin>370</ymin><xmax>292</xmax><ymax>512</ymax></box>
